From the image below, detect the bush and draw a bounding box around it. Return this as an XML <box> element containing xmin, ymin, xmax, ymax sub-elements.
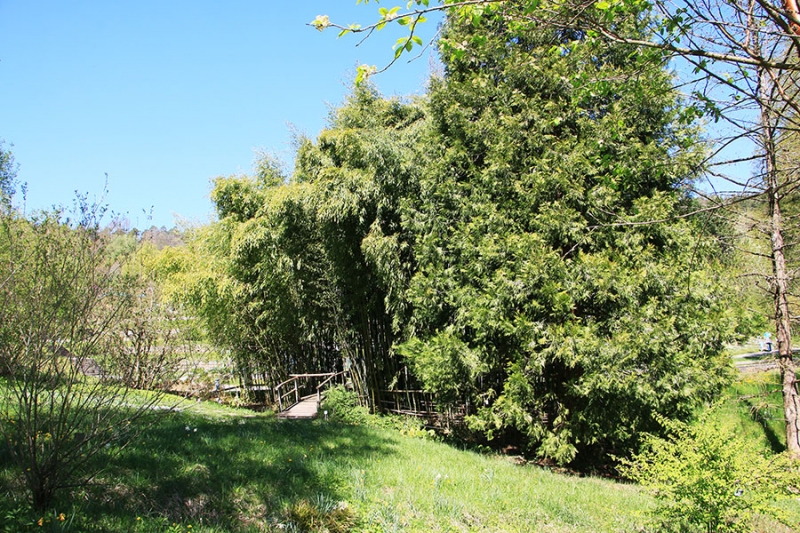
<box><xmin>321</xmin><ymin>386</ymin><xmax>370</xmax><ymax>425</ymax></box>
<box><xmin>368</xmin><ymin>412</ymin><xmax>437</xmax><ymax>440</ymax></box>
<box><xmin>620</xmin><ymin>412</ymin><xmax>799</xmax><ymax>533</ymax></box>
<box><xmin>0</xmin><ymin>203</ymin><xmax>174</xmax><ymax>511</ymax></box>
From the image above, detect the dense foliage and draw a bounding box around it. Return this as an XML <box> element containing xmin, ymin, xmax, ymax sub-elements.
<box><xmin>621</xmin><ymin>412</ymin><xmax>800</xmax><ymax>532</ymax></box>
<box><xmin>0</xmin><ymin>140</ymin><xmax>16</xmax><ymax>203</ymax></box>
<box><xmin>173</xmin><ymin>93</ymin><xmax>427</xmax><ymax>403</ymax></box>
<box><xmin>401</xmin><ymin>4</ymin><xmax>734</xmax><ymax>463</ymax></box>
<box><xmin>173</xmin><ymin>3</ymin><xmax>741</xmax><ymax>465</ymax></box>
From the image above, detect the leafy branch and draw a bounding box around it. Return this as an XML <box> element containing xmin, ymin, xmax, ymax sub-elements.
<box><xmin>312</xmin><ymin>0</ymin><xmax>800</xmax><ymax>85</ymax></box>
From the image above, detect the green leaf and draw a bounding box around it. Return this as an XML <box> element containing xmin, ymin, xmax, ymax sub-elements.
<box><xmin>354</xmin><ymin>64</ymin><xmax>376</xmax><ymax>85</ymax></box>
<box><xmin>523</xmin><ymin>0</ymin><xmax>541</xmax><ymax>14</ymax></box>
<box><xmin>596</xmin><ymin>1</ymin><xmax>611</xmax><ymax>9</ymax></box>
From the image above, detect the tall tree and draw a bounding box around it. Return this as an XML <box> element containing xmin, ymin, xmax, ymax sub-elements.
<box><xmin>395</xmin><ymin>3</ymin><xmax>735</xmax><ymax>464</ymax></box>
<box><xmin>318</xmin><ymin>0</ymin><xmax>800</xmax><ymax>457</ymax></box>
<box><xmin>196</xmin><ymin>90</ymin><xmax>426</xmax><ymax>402</ymax></box>
<box><xmin>292</xmin><ymin>88</ymin><xmax>427</xmax><ymax>404</ymax></box>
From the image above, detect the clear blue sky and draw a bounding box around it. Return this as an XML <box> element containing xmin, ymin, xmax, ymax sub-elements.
<box><xmin>0</xmin><ymin>2</ymin><xmax>441</xmax><ymax>229</ymax></box>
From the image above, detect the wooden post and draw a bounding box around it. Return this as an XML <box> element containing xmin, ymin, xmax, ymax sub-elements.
<box><xmin>294</xmin><ymin>379</ymin><xmax>299</xmax><ymax>406</ymax></box>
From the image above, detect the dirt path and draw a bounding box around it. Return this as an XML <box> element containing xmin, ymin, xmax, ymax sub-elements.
<box><xmin>733</xmin><ymin>352</ymin><xmax>779</xmax><ymax>373</ymax></box>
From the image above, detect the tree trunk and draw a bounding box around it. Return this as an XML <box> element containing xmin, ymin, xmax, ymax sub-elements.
<box><xmin>761</xmin><ymin>62</ymin><xmax>800</xmax><ymax>456</ymax></box>
<box><xmin>769</xmin><ymin>184</ymin><xmax>800</xmax><ymax>457</ymax></box>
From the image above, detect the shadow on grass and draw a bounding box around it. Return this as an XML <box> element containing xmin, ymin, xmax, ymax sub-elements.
<box><xmin>741</xmin><ymin>396</ymin><xmax>785</xmax><ymax>454</ymax></box>
<box><xmin>73</xmin><ymin>409</ymin><xmax>398</xmax><ymax>531</ymax></box>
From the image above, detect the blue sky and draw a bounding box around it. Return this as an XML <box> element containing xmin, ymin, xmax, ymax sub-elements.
<box><xmin>0</xmin><ymin>2</ymin><xmax>441</xmax><ymax>229</ymax></box>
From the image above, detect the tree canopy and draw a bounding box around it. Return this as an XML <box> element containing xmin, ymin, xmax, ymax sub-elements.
<box><xmin>392</xmin><ymin>2</ymin><xmax>736</xmax><ymax>463</ymax></box>
<box><xmin>0</xmin><ymin>140</ymin><xmax>18</xmax><ymax>204</ymax></box>
<box><xmin>179</xmin><ymin>2</ymin><xmax>745</xmax><ymax>466</ymax></box>
<box><xmin>162</xmin><ymin>91</ymin><xmax>429</xmax><ymax>404</ymax></box>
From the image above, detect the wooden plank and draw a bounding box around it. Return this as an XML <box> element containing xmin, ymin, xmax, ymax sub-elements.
<box><xmin>277</xmin><ymin>396</ymin><xmax>319</xmax><ymax>419</ymax></box>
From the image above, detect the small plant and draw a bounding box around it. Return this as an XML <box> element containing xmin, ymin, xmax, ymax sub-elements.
<box><xmin>285</xmin><ymin>495</ymin><xmax>355</xmax><ymax>533</ymax></box>
<box><xmin>371</xmin><ymin>413</ymin><xmax>436</xmax><ymax>440</ymax></box>
<box><xmin>620</xmin><ymin>411</ymin><xmax>799</xmax><ymax>533</ymax></box>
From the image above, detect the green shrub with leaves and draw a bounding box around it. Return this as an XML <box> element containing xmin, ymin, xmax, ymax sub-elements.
<box><xmin>321</xmin><ymin>385</ymin><xmax>370</xmax><ymax>425</ymax></box>
<box><xmin>620</xmin><ymin>413</ymin><xmax>799</xmax><ymax>533</ymax></box>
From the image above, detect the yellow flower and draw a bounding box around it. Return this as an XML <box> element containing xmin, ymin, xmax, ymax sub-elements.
<box><xmin>37</xmin><ymin>518</ymin><xmax>43</xmax><ymax>526</ymax></box>
<box><xmin>58</xmin><ymin>513</ymin><xmax>65</xmax><ymax>522</ymax></box>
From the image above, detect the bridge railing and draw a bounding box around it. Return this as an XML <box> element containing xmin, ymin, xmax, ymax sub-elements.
<box><xmin>275</xmin><ymin>372</ymin><xmax>345</xmax><ymax>412</ymax></box>
<box><xmin>315</xmin><ymin>371</ymin><xmax>347</xmax><ymax>406</ymax></box>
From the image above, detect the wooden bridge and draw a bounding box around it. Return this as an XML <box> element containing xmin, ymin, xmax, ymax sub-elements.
<box><xmin>274</xmin><ymin>371</ymin><xmax>346</xmax><ymax>419</ymax></box>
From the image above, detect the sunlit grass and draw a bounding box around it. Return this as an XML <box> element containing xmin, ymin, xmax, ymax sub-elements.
<box><xmin>0</xmin><ymin>390</ymin><xmax>653</xmax><ymax>532</ymax></box>
<box><xmin>712</xmin><ymin>370</ymin><xmax>786</xmax><ymax>453</ymax></box>
<box><xmin>1</xmin><ymin>374</ymin><xmax>797</xmax><ymax>532</ymax></box>
<box><xmin>705</xmin><ymin>370</ymin><xmax>800</xmax><ymax>531</ymax></box>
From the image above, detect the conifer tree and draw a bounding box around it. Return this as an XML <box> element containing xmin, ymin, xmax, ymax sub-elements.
<box><xmin>398</xmin><ymin>3</ymin><xmax>735</xmax><ymax>464</ymax></box>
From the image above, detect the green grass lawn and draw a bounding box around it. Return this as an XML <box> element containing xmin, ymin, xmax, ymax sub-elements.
<box><xmin>1</xmin><ymin>372</ymin><xmax>798</xmax><ymax>533</ymax></box>
<box><xmin>0</xmin><ymin>397</ymin><xmax>653</xmax><ymax>533</ymax></box>
<box><xmin>713</xmin><ymin>371</ymin><xmax>786</xmax><ymax>453</ymax></box>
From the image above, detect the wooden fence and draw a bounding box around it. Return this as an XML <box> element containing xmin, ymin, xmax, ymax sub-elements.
<box><xmin>378</xmin><ymin>389</ymin><xmax>469</xmax><ymax>428</ymax></box>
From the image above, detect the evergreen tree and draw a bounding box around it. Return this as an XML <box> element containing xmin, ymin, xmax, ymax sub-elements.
<box><xmin>398</xmin><ymin>3</ymin><xmax>736</xmax><ymax>464</ymax></box>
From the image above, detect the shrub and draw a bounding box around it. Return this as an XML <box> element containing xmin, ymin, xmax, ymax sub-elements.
<box><xmin>0</xmin><ymin>203</ymin><xmax>174</xmax><ymax>511</ymax></box>
<box><xmin>321</xmin><ymin>386</ymin><xmax>370</xmax><ymax>425</ymax></box>
<box><xmin>620</xmin><ymin>412</ymin><xmax>799</xmax><ymax>533</ymax></box>
<box><xmin>369</xmin><ymin>412</ymin><xmax>437</xmax><ymax>440</ymax></box>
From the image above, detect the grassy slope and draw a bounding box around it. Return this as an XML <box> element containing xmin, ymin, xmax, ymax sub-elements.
<box><xmin>714</xmin><ymin>370</ymin><xmax>787</xmax><ymax>453</ymax></box>
<box><xmin>700</xmin><ymin>371</ymin><xmax>800</xmax><ymax>533</ymax></box>
<box><xmin>0</xmin><ymin>397</ymin><xmax>651</xmax><ymax>533</ymax></box>
<box><xmin>1</xmin><ymin>371</ymin><xmax>797</xmax><ymax>533</ymax></box>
